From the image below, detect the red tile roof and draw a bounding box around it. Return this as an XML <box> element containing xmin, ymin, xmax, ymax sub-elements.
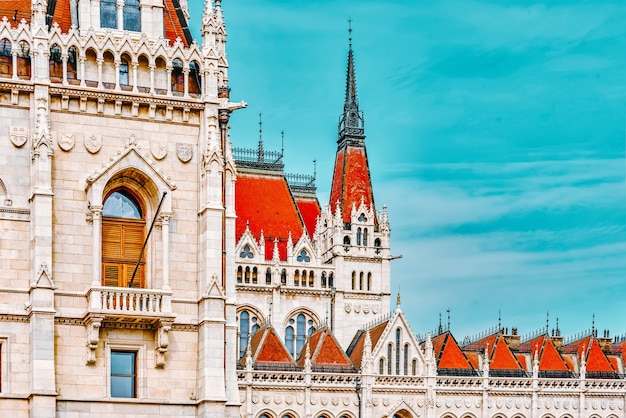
<box><xmin>489</xmin><ymin>335</ymin><xmax>524</xmax><ymax>371</ymax></box>
<box><xmin>236</xmin><ymin>174</ymin><xmax>305</xmax><ymax>260</ymax></box>
<box><xmin>347</xmin><ymin>321</ymin><xmax>388</xmax><ymax>370</ymax></box>
<box><xmin>329</xmin><ymin>145</ymin><xmax>375</xmax><ymax>223</ymax></box>
<box><xmin>465</xmin><ymin>351</ymin><xmax>480</xmax><ymax>369</ymax></box>
<box><xmin>51</xmin><ymin>0</ymin><xmax>72</xmax><ymax>32</ymax></box>
<box><xmin>242</xmin><ymin>325</ymin><xmax>295</xmax><ymax>368</ymax></box>
<box><xmin>163</xmin><ymin>0</ymin><xmax>189</xmax><ymax>47</ymax></box>
<box><xmin>520</xmin><ymin>335</ymin><xmax>571</xmax><ymax>372</ymax></box>
<box><xmin>295</xmin><ymin>197</ymin><xmax>321</xmax><ymax>238</ymax></box>
<box><xmin>516</xmin><ymin>354</ymin><xmax>528</xmax><ymax>371</ymax></box>
<box><xmin>432</xmin><ymin>332</ymin><xmax>474</xmax><ymax>370</ymax></box>
<box><xmin>585</xmin><ymin>339</ymin><xmax>616</xmax><ymax>373</ymax></box>
<box><xmin>0</xmin><ymin>0</ymin><xmax>30</xmax><ymax>26</ymax></box>
<box><xmin>297</xmin><ymin>328</ymin><xmax>353</xmax><ymax>371</ymax></box>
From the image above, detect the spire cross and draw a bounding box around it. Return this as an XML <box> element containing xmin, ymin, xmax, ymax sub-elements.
<box><xmin>347</xmin><ymin>17</ymin><xmax>353</xmax><ymax>46</ymax></box>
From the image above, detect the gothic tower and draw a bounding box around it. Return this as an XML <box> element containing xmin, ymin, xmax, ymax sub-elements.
<box><xmin>315</xmin><ymin>29</ymin><xmax>392</xmax><ymax>344</ymax></box>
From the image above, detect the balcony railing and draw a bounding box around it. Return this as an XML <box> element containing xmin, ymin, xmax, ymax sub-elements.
<box><xmin>87</xmin><ymin>286</ymin><xmax>172</xmax><ymax>323</ymax></box>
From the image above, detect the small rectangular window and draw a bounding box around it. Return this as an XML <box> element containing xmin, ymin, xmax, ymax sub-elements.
<box><xmin>100</xmin><ymin>0</ymin><xmax>117</xmax><ymax>29</ymax></box>
<box><xmin>111</xmin><ymin>351</ymin><xmax>136</xmax><ymax>398</ymax></box>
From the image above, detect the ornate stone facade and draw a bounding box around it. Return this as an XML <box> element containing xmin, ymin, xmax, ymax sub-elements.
<box><xmin>0</xmin><ymin>2</ymin><xmax>624</xmax><ymax>418</ymax></box>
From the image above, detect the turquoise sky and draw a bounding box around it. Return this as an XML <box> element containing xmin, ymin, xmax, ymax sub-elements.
<box><xmin>190</xmin><ymin>1</ymin><xmax>626</xmax><ymax>341</ymax></box>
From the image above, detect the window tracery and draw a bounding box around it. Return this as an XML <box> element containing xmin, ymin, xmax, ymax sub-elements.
<box><xmin>284</xmin><ymin>312</ymin><xmax>317</xmax><ymax>358</ymax></box>
<box><xmin>238</xmin><ymin>309</ymin><xmax>261</xmax><ymax>358</ymax></box>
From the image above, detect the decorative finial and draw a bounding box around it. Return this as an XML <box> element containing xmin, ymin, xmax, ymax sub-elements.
<box><xmin>313</xmin><ymin>159</ymin><xmax>317</xmax><ymax>181</ymax></box>
<box><xmin>268</xmin><ymin>299</ymin><xmax>273</xmax><ymax>325</ymax></box>
<box><xmin>591</xmin><ymin>313</ymin><xmax>595</xmax><ymax>336</ymax></box>
<box><xmin>546</xmin><ymin>311</ymin><xmax>549</xmax><ymax>334</ymax></box>
<box><xmin>438</xmin><ymin>313</ymin><xmax>442</xmax><ymax>334</ymax></box>
<box><xmin>498</xmin><ymin>309</ymin><xmax>501</xmax><ymax>330</ymax></box>
<box><xmin>396</xmin><ymin>290</ymin><xmax>401</xmax><ymax>308</ymax></box>
<box><xmin>447</xmin><ymin>308</ymin><xmax>451</xmax><ymax>331</ymax></box>
<box><xmin>258</xmin><ymin>113</ymin><xmax>264</xmax><ymax>162</ymax></box>
<box><xmin>281</xmin><ymin>130</ymin><xmax>285</xmax><ymax>157</ymax></box>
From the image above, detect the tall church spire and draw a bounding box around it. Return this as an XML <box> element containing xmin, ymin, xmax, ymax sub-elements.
<box><xmin>329</xmin><ymin>21</ymin><xmax>375</xmax><ymax>222</ymax></box>
<box><xmin>338</xmin><ymin>18</ymin><xmax>365</xmax><ymax>147</ymax></box>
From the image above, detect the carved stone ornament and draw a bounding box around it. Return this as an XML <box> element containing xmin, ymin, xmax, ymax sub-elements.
<box><xmin>9</xmin><ymin>126</ymin><xmax>28</xmax><ymax>147</ymax></box>
<box><xmin>84</xmin><ymin>134</ymin><xmax>102</xmax><ymax>154</ymax></box>
<box><xmin>151</xmin><ymin>142</ymin><xmax>168</xmax><ymax>160</ymax></box>
<box><xmin>177</xmin><ymin>143</ymin><xmax>193</xmax><ymax>163</ymax></box>
<box><xmin>58</xmin><ymin>133</ymin><xmax>75</xmax><ymax>151</ymax></box>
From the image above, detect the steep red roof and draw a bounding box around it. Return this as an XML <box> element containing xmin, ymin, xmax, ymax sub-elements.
<box><xmin>432</xmin><ymin>332</ymin><xmax>474</xmax><ymax>371</ymax></box>
<box><xmin>241</xmin><ymin>325</ymin><xmax>295</xmax><ymax>368</ymax></box>
<box><xmin>586</xmin><ymin>339</ymin><xmax>616</xmax><ymax>373</ymax></box>
<box><xmin>329</xmin><ymin>145</ymin><xmax>375</xmax><ymax>223</ymax></box>
<box><xmin>520</xmin><ymin>335</ymin><xmax>571</xmax><ymax>372</ymax></box>
<box><xmin>297</xmin><ymin>328</ymin><xmax>353</xmax><ymax>371</ymax></box>
<box><xmin>347</xmin><ymin>321</ymin><xmax>388</xmax><ymax>370</ymax></box>
<box><xmin>236</xmin><ymin>174</ymin><xmax>305</xmax><ymax>260</ymax></box>
<box><xmin>295</xmin><ymin>197</ymin><xmax>321</xmax><ymax>238</ymax></box>
<box><xmin>0</xmin><ymin>0</ymin><xmax>30</xmax><ymax>26</ymax></box>
<box><xmin>489</xmin><ymin>335</ymin><xmax>524</xmax><ymax>371</ymax></box>
<box><xmin>516</xmin><ymin>354</ymin><xmax>528</xmax><ymax>371</ymax></box>
<box><xmin>465</xmin><ymin>351</ymin><xmax>480</xmax><ymax>369</ymax></box>
<box><xmin>51</xmin><ymin>0</ymin><xmax>72</xmax><ymax>32</ymax></box>
<box><xmin>163</xmin><ymin>0</ymin><xmax>189</xmax><ymax>47</ymax></box>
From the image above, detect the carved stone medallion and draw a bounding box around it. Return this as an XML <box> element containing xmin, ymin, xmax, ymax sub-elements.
<box><xmin>58</xmin><ymin>133</ymin><xmax>75</xmax><ymax>151</ymax></box>
<box><xmin>177</xmin><ymin>143</ymin><xmax>193</xmax><ymax>163</ymax></box>
<box><xmin>85</xmin><ymin>134</ymin><xmax>102</xmax><ymax>154</ymax></box>
<box><xmin>9</xmin><ymin>126</ymin><xmax>28</xmax><ymax>147</ymax></box>
<box><xmin>151</xmin><ymin>142</ymin><xmax>168</xmax><ymax>160</ymax></box>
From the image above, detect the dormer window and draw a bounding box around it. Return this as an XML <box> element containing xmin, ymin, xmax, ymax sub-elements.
<box><xmin>296</xmin><ymin>249</ymin><xmax>310</xmax><ymax>263</ymax></box>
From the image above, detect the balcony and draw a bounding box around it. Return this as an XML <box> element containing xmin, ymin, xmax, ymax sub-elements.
<box><xmin>86</xmin><ymin>286</ymin><xmax>173</xmax><ymax>324</ymax></box>
<box><xmin>84</xmin><ymin>286</ymin><xmax>175</xmax><ymax>366</ymax></box>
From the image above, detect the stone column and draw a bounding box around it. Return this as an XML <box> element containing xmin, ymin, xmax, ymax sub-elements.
<box><xmin>161</xmin><ymin>213</ymin><xmax>171</xmax><ymax>290</ymax></box>
<box><xmin>116</xmin><ymin>0</ymin><xmax>124</xmax><ymax>29</ymax></box>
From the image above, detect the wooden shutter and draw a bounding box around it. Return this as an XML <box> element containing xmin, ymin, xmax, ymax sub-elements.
<box><xmin>102</xmin><ymin>219</ymin><xmax>145</xmax><ymax>287</ymax></box>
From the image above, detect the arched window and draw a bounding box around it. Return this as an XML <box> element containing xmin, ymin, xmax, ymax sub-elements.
<box><xmin>321</xmin><ymin>272</ymin><xmax>327</xmax><ymax>288</ymax></box>
<box><xmin>236</xmin><ymin>266</ymin><xmax>242</xmax><ymax>283</ymax></box>
<box><xmin>285</xmin><ymin>326</ymin><xmax>295</xmax><ymax>358</ymax></box>
<box><xmin>189</xmin><ymin>60</ymin><xmax>201</xmax><ymax>96</ymax></box>
<box><xmin>363</xmin><ymin>228</ymin><xmax>368</xmax><ymax>246</ymax></box>
<box><xmin>387</xmin><ymin>343</ymin><xmax>392</xmax><ymax>375</ymax></box>
<box><xmin>328</xmin><ymin>272</ymin><xmax>334</xmax><ymax>288</ymax></box>
<box><xmin>359</xmin><ymin>272</ymin><xmax>364</xmax><ymax>290</ymax></box>
<box><xmin>301</xmin><ymin>270</ymin><xmax>307</xmax><ymax>287</ymax></box>
<box><xmin>123</xmin><ymin>0</ymin><xmax>141</xmax><ymax>32</ymax></box>
<box><xmin>351</xmin><ymin>271</ymin><xmax>356</xmax><ymax>290</ymax></box>
<box><xmin>356</xmin><ymin>227</ymin><xmax>362</xmax><ymax>245</ymax></box>
<box><xmin>0</xmin><ymin>39</ymin><xmax>11</xmax><ymax>78</ymax></box>
<box><xmin>379</xmin><ymin>358</ymin><xmax>384</xmax><ymax>375</ymax></box>
<box><xmin>308</xmin><ymin>271</ymin><xmax>314</xmax><ymax>287</ymax></box>
<box><xmin>285</xmin><ymin>312</ymin><xmax>317</xmax><ymax>358</ymax></box>
<box><xmin>404</xmin><ymin>343</ymin><xmax>409</xmax><ymax>375</ymax></box>
<box><xmin>244</xmin><ymin>266</ymin><xmax>250</xmax><ymax>284</ymax></box>
<box><xmin>172</xmin><ymin>58</ymin><xmax>184</xmax><ymax>95</ymax></box>
<box><xmin>67</xmin><ymin>46</ymin><xmax>78</xmax><ymax>83</ymax></box>
<box><xmin>49</xmin><ymin>44</ymin><xmax>62</xmax><ymax>82</ymax></box>
<box><xmin>238</xmin><ymin>309</ymin><xmax>261</xmax><ymax>358</ymax></box>
<box><xmin>367</xmin><ymin>272</ymin><xmax>372</xmax><ymax>291</ymax></box>
<box><xmin>395</xmin><ymin>328</ymin><xmax>401</xmax><ymax>375</ymax></box>
<box><xmin>17</xmin><ymin>41</ymin><xmax>30</xmax><ymax>80</ymax></box>
<box><xmin>281</xmin><ymin>268</ymin><xmax>287</xmax><ymax>285</ymax></box>
<box><xmin>100</xmin><ymin>0</ymin><xmax>117</xmax><ymax>29</ymax></box>
<box><xmin>294</xmin><ymin>270</ymin><xmax>300</xmax><ymax>287</ymax></box>
<box><xmin>374</xmin><ymin>238</ymin><xmax>382</xmax><ymax>254</ymax></box>
<box><xmin>412</xmin><ymin>358</ymin><xmax>417</xmax><ymax>375</ymax></box>
<box><xmin>265</xmin><ymin>267</ymin><xmax>272</xmax><ymax>284</ymax></box>
<box><xmin>102</xmin><ymin>190</ymin><xmax>145</xmax><ymax>288</ymax></box>
<box><xmin>343</xmin><ymin>235</ymin><xmax>350</xmax><ymax>245</ymax></box>
<box><xmin>119</xmin><ymin>56</ymin><xmax>130</xmax><ymax>88</ymax></box>
<box><xmin>252</xmin><ymin>267</ymin><xmax>258</xmax><ymax>284</ymax></box>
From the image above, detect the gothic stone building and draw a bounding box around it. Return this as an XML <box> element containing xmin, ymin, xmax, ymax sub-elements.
<box><xmin>0</xmin><ymin>1</ymin><xmax>624</xmax><ymax>418</ymax></box>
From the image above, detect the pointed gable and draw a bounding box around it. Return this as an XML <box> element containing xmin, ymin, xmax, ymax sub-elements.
<box><xmin>490</xmin><ymin>335</ymin><xmax>524</xmax><ymax>372</ymax></box>
<box><xmin>235</xmin><ymin>173</ymin><xmax>305</xmax><ymax>261</ymax></box>
<box><xmin>241</xmin><ymin>325</ymin><xmax>296</xmax><ymax>370</ymax></box>
<box><xmin>347</xmin><ymin>320</ymin><xmax>388</xmax><ymax>370</ymax></box>
<box><xmin>432</xmin><ymin>332</ymin><xmax>474</xmax><ymax>373</ymax></box>
<box><xmin>297</xmin><ymin>328</ymin><xmax>354</xmax><ymax>372</ymax></box>
<box><xmin>585</xmin><ymin>338</ymin><xmax>616</xmax><ymax>375</ymax></box>
<box><xmin>538</xmin><ymin>337</ymin><xmax>570</xmax><ymax>372</ymax></box>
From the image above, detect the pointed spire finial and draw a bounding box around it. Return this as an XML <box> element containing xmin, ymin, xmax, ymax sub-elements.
<box><xmin>498</xmin><ymin>309</ymin><xmax>501</xmax><ymax>330</ymax></box>
<box><xmin>348</xmin><ymin>17</ymin><xmax>353</xmax><ymax>48</ymax></box>
<box><xmin>546</xmin><ymin>311</ymin><xmax>550</xmax><ymax>334</ymax></box>
<box><xmin>447</xmin><ymin>308</ymin><xmax>451</xmax><ymax>331</ymax></box>
<box><xmin>258</xmin><ymin>113</ymin><xmax>264</xmax><ymax>162</ymax></box>
<box><xmin>591</xmin><ymin>313</ymin><xmax>595</xmax><ymax>336</ymax></box>
<box><xmin>338</xmin><ymin>18</ymin><xmax>364</xmax><ymax>145</ymax></box>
